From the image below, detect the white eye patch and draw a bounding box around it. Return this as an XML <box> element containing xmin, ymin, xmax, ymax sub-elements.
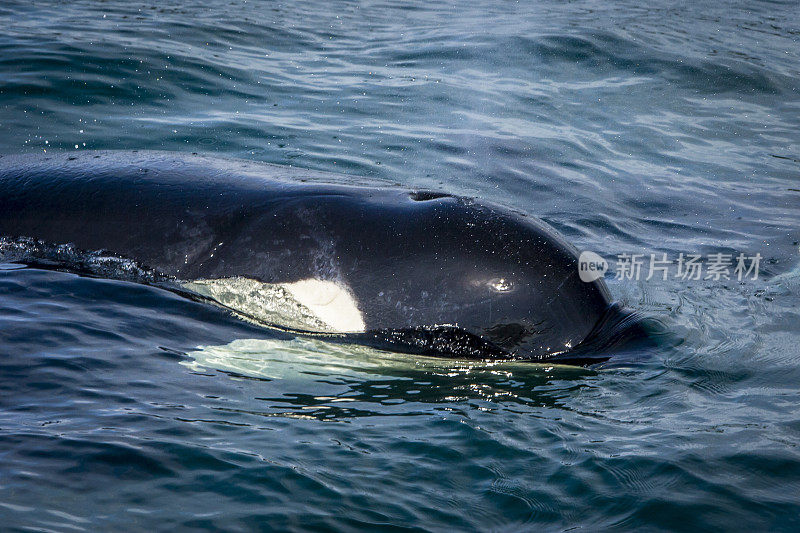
<box><xmin>182</xmin><ymin>277</ymin><xmax>366</xmax><ymax>334</ymax></box>
<box><xmin>280</xmin><ymin>278</ymin><xmax>365</xmax><ymax>333</ymax></box>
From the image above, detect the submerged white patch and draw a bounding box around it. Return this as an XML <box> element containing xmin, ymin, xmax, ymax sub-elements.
<box><xmin>181</xmin><ymin>276</ymin><xmax>365</xmax><ymax>334</ymax></box>
<box><xmin>184</xmin><ymin>337</ymin><xmax>575</xmax><ymax>385</ymax></box>
<box><xmin>280</xmin><ymin>278</ymin><xmax>365</xmax><ymax>333</ymax></box>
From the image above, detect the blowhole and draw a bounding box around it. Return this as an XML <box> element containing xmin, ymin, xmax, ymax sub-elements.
<box><xmin>409</xmin><ymin>190</ymin><xmax>451</xmax><ymax>202</ymax></box>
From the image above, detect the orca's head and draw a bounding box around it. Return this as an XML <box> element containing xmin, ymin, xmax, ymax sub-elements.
<box><xmin>347</xmin><ymin>194</ymin><xmax>615</xmax><ymax>361</ymax></box>
<box><xmin>448</xmin><ymin>203</ymin><xmax>614</xmax><ymax>360</ymax></box>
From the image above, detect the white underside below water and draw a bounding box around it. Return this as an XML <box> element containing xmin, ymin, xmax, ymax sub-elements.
<box><xmin>183</xmin><ymin>336</ymin><xmax>584</xmax><ymax>384</ymax></box>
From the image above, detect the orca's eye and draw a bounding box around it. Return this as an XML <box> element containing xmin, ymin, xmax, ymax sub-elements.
<box><xmin>487</xmin><ymin>277</ymin><xmax>513</xmax><ymax>293</ymax></box>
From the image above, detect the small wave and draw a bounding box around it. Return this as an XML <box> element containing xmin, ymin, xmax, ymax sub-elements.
<box><xmin>0</xmin><ymin>237</ymin><xmax>168</xmax><ymax>284</ymax></box>
<box><xmin>494</xmin><ymin>32</ymin><xmax>791</xmax><ymax>96</ymax></box>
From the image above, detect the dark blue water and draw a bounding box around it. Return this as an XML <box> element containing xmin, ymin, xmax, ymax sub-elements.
<box><xmin>1</xmin><ymin>0</ymin><xmax>800</xmax><ymax>530</ymax></box>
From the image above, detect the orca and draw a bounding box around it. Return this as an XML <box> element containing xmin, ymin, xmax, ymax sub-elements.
<box><xmin>0</xmin><ymin>151</ymin><xmax>624</xmax><ymax>364</ymax></box>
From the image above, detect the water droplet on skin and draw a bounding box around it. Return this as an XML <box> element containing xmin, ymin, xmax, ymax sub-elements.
<box><xmin>488</xmin><ymin>278</ymin><xmax>512</xmax><ymax>292</ymax></box>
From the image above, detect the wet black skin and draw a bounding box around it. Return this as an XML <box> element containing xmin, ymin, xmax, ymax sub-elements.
<box><xmin>0</xmin><ymin>151</ymin><xmax>615</xmax><ymax>362</ymax></box>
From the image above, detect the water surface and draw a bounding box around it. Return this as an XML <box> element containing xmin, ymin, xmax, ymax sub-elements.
<box><xmin>1</xmin><ymin>0</ymin><xmax>799</xmax><ymax>530</ymax></box>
